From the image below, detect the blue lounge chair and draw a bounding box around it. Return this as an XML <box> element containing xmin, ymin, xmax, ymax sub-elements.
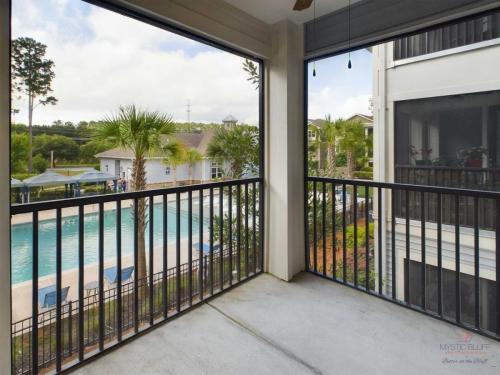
<box><xmin>38</xmin><ymin>285</ymin><xmax>70</xmax><ymax>309</ymax></box>
<box><xmin>103</xmin><ymin>266</ymin><xmax>134</xmax><ymax>286</ymax></box>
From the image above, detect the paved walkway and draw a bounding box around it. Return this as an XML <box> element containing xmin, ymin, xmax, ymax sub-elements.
<box><xmin>74</xmin><ymin>272</ymin><xmax>500</xmax><ymax>375</ymax></box>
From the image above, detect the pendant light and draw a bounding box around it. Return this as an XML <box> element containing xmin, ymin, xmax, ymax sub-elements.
<box><xmin>347</xmin><ymin>0</ymin><xmax>352</xmax><ymax>69</ymax></box>
<box><xmin>312</xmin><ymin>0</ymin><xmax>317</xmax><ymax>77</ymax></box>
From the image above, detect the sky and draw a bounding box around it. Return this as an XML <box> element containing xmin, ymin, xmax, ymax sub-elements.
<box><xmin>11</xmin><ymin>0</ymin><xmax>373</xmax><ymax>127</ymax></box>
<box><xmin>308</xmin><ymin>48</ymin><xmax>373</xmax><ymax>121</ymax></box>
<box><xmin>11</xmin><ymin>0</ymin><xmax>260</xmax><ymax>126</ymax></box>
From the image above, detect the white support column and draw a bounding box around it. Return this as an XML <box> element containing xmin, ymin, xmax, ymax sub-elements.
<box><xmin>0</xmin><ymin>0</ymin><xmax>11</xmax><ymax>373</ymax></box>
<box><xmin>265</xmin><ymin>20</ymin><xmax>305</xmax><ymax>281</ymax></box>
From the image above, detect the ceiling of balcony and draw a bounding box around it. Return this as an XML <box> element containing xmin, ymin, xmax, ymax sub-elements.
<box><xmin>224</xmin><ymin>0</ymin><xmax>360</xmax><ymax>25</ymax></box>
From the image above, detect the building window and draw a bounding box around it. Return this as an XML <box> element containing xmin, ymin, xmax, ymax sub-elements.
<box><xmin>308</xmin><ymin>129</ymin><xmax>316</xmax><ymax>141</ymax></box>
<box><xmin>105</xmin><ymin>165</ymin><xmax>109</xmax><ymax>172</ymax></box>
<box><xmin>211</xmin><ymin>161</ymin><xmax>222</xmax><ymax>179</ymax></box>
<box><xmin>394</xmin><ymin>10</ymin><xmax>500</xmax><ymax>60</ymax></box>
<box><xmin>405</xmin><ymin>260</ymin><xmax>497</xmax><ymax>333</ymax></box>
<box><xmin>165</xmin><ymin>166</ymin><xmax>171</xmax><ymax>175</ymax></box>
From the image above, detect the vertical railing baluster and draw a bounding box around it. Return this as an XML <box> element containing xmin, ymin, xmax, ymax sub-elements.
<box><xmin>133</xmin><ymin>198</ymin><xmax>139</xmax><ymax>332</ymax></box>
<box><xmin>420</xmin><ymin>191</ymin><xmax>426</xmax><ymax>310</ymax></box>
<box><xmin>98</xmin><ymin>202</ymin><xmax>104</xmax><ymax>350</ymax></box>
<box><xmin>259</xmin><ymin>181</ymin><xmax>264</xmax><ymax>272</ymax></box>
<box><xmin>176</xmin><ymin>192</ymin><xmax>181</xmax><ymax>312</ymax></box>
<box><xmin>455</xmin><ymin>194</ymin><xmax>461</xmax><ymax>323</ymax></box>
<box><xmin>253</xmin><ymin>182</ymin><xmax>257</xmax><ymax>275</ymax></box>
<box><xmin>199</xmin><ymin>189</ymin><xmax>204</xmax><ymax>301</ymax></box>
<box><xmin>245</xmin><ymin>183</ymin><xmax>249</xmax><ymax>278</ymax></box>
<box><xmin>56</xmin><ymin>208</ymin><xmax>62</xmax><ymax>372</ymax></box>
<box><xmin>474</xmin><ymin>196</ymin><xmax>480</xmax><ymax>329</ymax></box>
<box><xmin>378</xmin><ymin>188</ymin><xmax>383</xmax><ymax>295</ymax></box>
<box><xmin>354</xmin><ymin>185</ymin><xmax>358</xmax><ymax>286</ymax></box>
<box><xmin>219</xmin><ymin>187</ymin><xmax>224</xmax><ymax>289</ymax></box>
<box><xmin>188</xmin><ymin>190</ymin><xmax>193</xmax><ymax>305</ymax></box>
<box><xmin>228</xmin><ymin>186</ymin><xmax>233</xmax><ymax>286</ymax></box>
<box><xmin>149</xmin><ymin>196</ymin><xmax>154</xmax><ymax>326</ymax></box>
<box><xmin>365</xmin><ymin>186</ymin><xmax>370</xmax><ymax>291</ymax></box>
<box><xmin>78</xmin><ymin>205</ymin><xmax>84</xmax><ymax>360</ymax></box>
<box><xmin>332</xmin><ymin>183</ymin><xmax>336</xmax><ymax>281</ymax></box>
<box><xmin>322</xmin><ymin>182</ymin><xmax>327</xmax><ymax>277</ymax></box>
<box><xmin>342</xmin><ymin>183</ymin><xmax>347</xmax><ymax>283</ymax></box>
<box><xmin>209</xmin><ymin>188</ymin><xmax>214</xmax><ymax>295</ymax></box>
<box><xmin>116</xmin><ymin>200</ymin><xmax>122</xmax><ymax>341</ymax></box>
<box><xmin>437</xmin><ymin>193</ymin><xmax>443</xmax><ymax>316</ymax></box>
<box><xmin>237</xmin><ymin>184</ymin><xmax>241</xmax><ymax>281</ymax></box>
<box><xmin>31</xmin><ymin>211</ymin><xmax>39</xmax><ymax>375</ymax></box>
<box><xmin>68</xmin><ymin>301</ymin><xmax>73</xmax><ymax>356</ymax></box>
<box><xmin>391</xmin><ymin>189</ymin><xmax>396</xmax><ymax>300</ymax></box>
<box><xmin>313</xmin><ymin>181</ymin><xmax>318</xmax><ymax>273</ymax></box>
<box><xmin>162</xmin><ymin>195</ymin><xmax>168</xmax><ymax>318</ymax></box>
<box><xmin>405</xmin><ymin>190</ymin><xmax>410</xmax><ymax>304</ymax></box>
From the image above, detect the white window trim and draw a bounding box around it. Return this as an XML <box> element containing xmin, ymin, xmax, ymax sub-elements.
<box><xmin>393</xmin><ymin>37</ymin><xmax>500</xmax><ymax>68</ymax></box>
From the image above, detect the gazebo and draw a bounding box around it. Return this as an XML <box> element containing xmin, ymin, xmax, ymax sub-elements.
<box><xmin>74</xmin><ymin>169</ymin><xmax>118</xmax><ymax>196</ymax></box>
<box><xmin>10</xmin><ymin>178</ymin><xmax>25</xmax><ymax>203</ymax></box>
<box><xmin>23</xmin><ymin>171</ymin><xmax>77</xmax><ymax>202</ymax></box>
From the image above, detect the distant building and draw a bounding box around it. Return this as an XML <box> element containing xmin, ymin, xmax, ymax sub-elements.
<box><xmin>222</xmin><ymin>115</ymin><xmax>238</xmax><ymax>127</ymax></box>
<box><xmin>95</xmin><ymin>131</ymin><xmax>224</xmax><ymax>185</ymax></box>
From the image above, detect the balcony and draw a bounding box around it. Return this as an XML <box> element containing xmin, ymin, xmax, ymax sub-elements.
<box><xmin>67</xmin><ymin>273</ymin><xmax>500</xmax><ymax>375</ymax></box>
<box><xmin>3</xmin><ymin>0</ymin><xmax>500</xmax><ymax>375</ymax></box>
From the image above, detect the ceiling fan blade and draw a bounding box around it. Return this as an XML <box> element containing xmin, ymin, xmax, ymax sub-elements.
<box><xmin>293</xmin><ymin>0</ymin><xmax>313</xmax><ymax>11</ymax></box>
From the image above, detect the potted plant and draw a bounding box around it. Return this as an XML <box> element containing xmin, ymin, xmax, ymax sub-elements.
<box><xmin>458</xmin><ymin>146</ymin><xmax>487</xmax><ymax>168</ymax></box>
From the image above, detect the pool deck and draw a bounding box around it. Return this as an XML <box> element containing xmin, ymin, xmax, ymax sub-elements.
<box><xmin>11</xmin><ymin>238</ymin><xmax>203</xmax><ymax>322</ymax></box>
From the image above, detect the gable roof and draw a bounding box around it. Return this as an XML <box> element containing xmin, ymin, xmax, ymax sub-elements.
<box><xmin>95</xmin><ymin>131</ymin><xmax>215</xmax><ymax>160</ymax></box>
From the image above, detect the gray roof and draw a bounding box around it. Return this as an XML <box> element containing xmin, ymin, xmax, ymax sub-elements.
<box><xmin>23</xmin><ymin>171</ymin><xmax>77</xmax><ymax>187</ymax></box>
<box><xmin>11</xmin><ymin>178</ymin><xmax>24</xmax><ymax>188</ymax></box>
<box><xmin>95</xmin><ymin>131</ymin><xmax>215</xmax><ymax>160</ymax></box>
<box><xmin>222</xmin><ymin>115</ymin><xmax>238</xmax><ymax>123</ymax></box>
<box><xmin>74</xmin><ymin>169</ymin><xmax>117</xmax><ymax>184</ymax></box>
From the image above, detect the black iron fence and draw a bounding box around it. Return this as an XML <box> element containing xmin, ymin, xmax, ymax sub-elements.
<box><xmin>306</xmin><ymin>177</ymin><xmax>500</xmax><ymax>341</ymax></box>
<box><xmin>396</xmin><ymin>165</ymin><xmax>500</xmax><ymax>230</ymax></box>
<box><xmin>10</xmin><ymin>178</ymin><xmax>263</xmax><ymax>375</ymax></box>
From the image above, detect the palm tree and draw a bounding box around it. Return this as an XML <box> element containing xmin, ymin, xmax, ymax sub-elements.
<box><xmin>163</xmin><ymin>140</ymin><xmax>186</xmax><ymax>186</ymax></box>
<box><xmin>338</xmin><ymin>119</ymin><xmax>368</xmax><ymax>179</ymax></box>
<box><xmin>185</xmin><ymin>149</ymin><xmax>202</xmax><ymax>182</ymax></box>
<box><xmin>320</xmin><ymin>115</ymin><xmax>343</xmax><ymax>177</ymax></box>
<box><xmin>207</xmin><ymin>126</ymin><xmax>258</xmax><ymax>178</ymax></box>
<box><xmin>95</xmin><ymin>105</ymin><xmax>175</xmax><ymax>281</ymax></box>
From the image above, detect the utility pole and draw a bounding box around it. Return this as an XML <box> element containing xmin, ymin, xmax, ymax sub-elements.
<box><xmin>186</xmin><ymin>100</ymin><xmax>191</xmax><ymax>123</ymax></box>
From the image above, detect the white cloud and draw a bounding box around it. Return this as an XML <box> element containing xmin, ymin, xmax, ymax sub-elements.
<box><xmin>308</xmin><ymin>87</ymin><xmax>371</xmax><ymax>120</ymax></box>
<box><xmin>12</xmin><ymin>2</ymin><xmax>259</xmax><ymax>126</ymax></box>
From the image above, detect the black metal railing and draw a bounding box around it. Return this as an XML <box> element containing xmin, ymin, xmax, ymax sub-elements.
<box><xmin>306</xmin><ymin>176</ymin><xmax>500</xmax><ymax>341</ymax></box>
<box><xmin>11</xmin><ymin>178</ymin><xmax>263</xmax><ymax>375</ymax></box>
<box><xmin>396</xmin><ymin>165</ymin><xmax>500</xmax><ymax>229</ymax></box>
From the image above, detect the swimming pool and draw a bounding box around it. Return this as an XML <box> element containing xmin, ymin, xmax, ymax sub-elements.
<box><xmin>11</xmin><ymin>201</ymin><xmax>209</xmax><ymax>284</ymax></box>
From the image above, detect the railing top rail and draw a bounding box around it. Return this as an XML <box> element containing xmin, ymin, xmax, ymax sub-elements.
<box><xmin>308</xmin><ymin>176</ymin><xmax>500</xmax><ymax>199</ymax></box>
<box><xmin>395</xmin><ymin>164</ymin><xmax>500</xmax><ymax>172</ymax></box>
<box><xmin>11</xmin><ymin>177</ymin><xmax>261</xmax><ymax>215</ymax></box>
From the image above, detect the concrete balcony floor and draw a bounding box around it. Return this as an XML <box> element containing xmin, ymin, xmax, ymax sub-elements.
<box><xmin>74</xmin><ymin>273</ymin><xmax>500</xmax><ymax>375</ymax></box>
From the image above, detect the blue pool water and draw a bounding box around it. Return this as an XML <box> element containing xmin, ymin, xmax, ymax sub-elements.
<box><xmin>11</xmin><ymin>202</ymin><xmax>209</xmax><ymax>284</ymax></box>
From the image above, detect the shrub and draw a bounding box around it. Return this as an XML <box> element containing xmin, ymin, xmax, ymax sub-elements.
<box><xmin>33</xmin><ymin>155</ymin><xmax>48</xmax><ymax>174</ymax></box>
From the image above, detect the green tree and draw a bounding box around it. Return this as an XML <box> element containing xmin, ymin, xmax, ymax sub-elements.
<box><xmin>32</xmin><ymin>154</ymin><xmax>48</xmax><ymax>174</ymax></box>
<box><xmin>338</xmin><ymin>120</ymin><xmax>369</xmax><ymax>179</ymax></box>
<box><xmin>95</xmin><ymin>105</ymin><xmax>175</xmax><ymax>280</ymax></box>
<box><xmin>33</xmin><ymin>134</ymin><xmax>79</xmax><ymax>165</ymax></box>
<box><xmin>207</xmin><ymin>126</ymin><xmax>259</xmax><ymax>178</ymax></box>
<box><xmin>11</xmin><ymin>37</ymin><xmax>57</xmax><ymax>172</ymax></box>
<box><xmin>11</xmin><ymin>132</ymin><xmax>29</xmax><ymax>174</ymax></box>
<box><xmin>80</xmin><ymin>139</ymin><xmax>114</xmax><ymax>163</ymax></box>
<box><xmin>242</xmin><ymin>59</ymin><xmax>260</xmax><ymax>90</ymax></box>
<box><xmin>184</xmin><ymin>148</ymin><xmax>202</xmax><ymax>183</ymax></box>
<box><xmin>320</xmin><ymin>115</ymin><xmax>343</xmax><ymax>177</ymax></box>
<box><xmin>163</xmin><ymin>140</ymin><xmax>186</xmax><ymax>186</ymax></box>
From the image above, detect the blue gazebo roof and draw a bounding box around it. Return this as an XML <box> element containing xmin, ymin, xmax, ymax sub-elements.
<box><xmin>74</xmin><ymin>169</ymin><xmax>117</xmax><ymax>184</ymax></box>
<box><xmin>23</xmin><ymin>171</ymin><xmax>77</xmax><ymax>187</ymax></box>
